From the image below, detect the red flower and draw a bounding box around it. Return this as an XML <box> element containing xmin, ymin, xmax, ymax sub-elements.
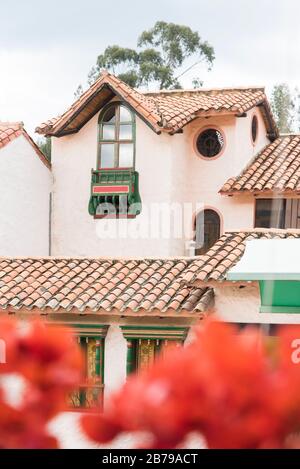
<box><xmin>16</xmin><ymin>321</ymin><xmax>83</xmax><ymax>391</ymax></box>
<box><xmin>82</xmin><ymin>320</ymin><xmax>300</xmax><ymax>449</ymax></box>
<box><xmin>0</xmin><ymin>317</ymin><xmax>20</xmax><ymax>374</ymax></box>
<box><xmin>0</xmin><ymin>392</ymin><xmax>58</xmax><ymax>449</ymax></box>
<box><xmin>0</xmin><ymin>317</ymin><xmax>83</xmax><ymax>448</ymax></box>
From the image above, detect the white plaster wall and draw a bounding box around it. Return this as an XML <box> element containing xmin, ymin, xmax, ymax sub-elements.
<box><xmin>49</xmin><ymin>412</ymin><xmax>141</xmax><ymax>449</ymax></box>
<box><xmin>0</xmin><ymin>136</ymin><xmax>51</xmax><ymax>256</ymax></box>
<box><xmin>51</xmin><ymin>112</ymin><xmax>177</xmax><ymax>257</ymax></box>
<box><xmin>104</xmin><ymin>325</ymin><xmax>127</xmax><ymax>401</ymax></box>
<box><xmin>178</xmin><ymin>108</ymin><xmax>269</xmax><ymax>236</ymax></box>
<box><xmin>51</xmin><ymin>104</ymin><xmax>270</xmax><ymax>258</ymax></box>
<box><xmin>49</xmin><ymin>412</ymin><xmax>205</xmax><ymax>449</ymax></box>
<box><xmin>214</xmin><ymin>283</ymin><xmax>261</xmax><ymax>323</ymax></box>
<box><xmin>214</xmin><ymin>282</ymin><xmax>300</xmax><ymax>324</ymax></box>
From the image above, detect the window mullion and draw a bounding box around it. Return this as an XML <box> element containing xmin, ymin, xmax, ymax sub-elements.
<box><xmin>98</xmin><ymin>123</ymin><xmax>102</xmax><ymax>168</ymax></box>
<box><xmin>115</xmin><ymin>105</ymin><xmax>120</xmax><ymax>167</ymax></box>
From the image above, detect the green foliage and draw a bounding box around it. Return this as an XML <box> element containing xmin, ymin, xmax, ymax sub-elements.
<box><xmin>270</xmin><ymin>83</ymin><xmax>300</xmax><ymax>133</ymax></box>
<box><xmin>271</xmin><ymin>83</ymin><xmax>294</xmax><ymax>133</ymax></box>
<box><xmin>74</xmin><ymin>84</ymin><xmax>84</xmax><ymax>99</ymax></box>
<box><xmin>85</xmin><ymin>21</ymin><xmax>215</xmax><ymax>90</ymax></box>
<box><xmin>37</xmin><ymin>137</ymin><xmax>51</xmax><ymax>162</ymax></box>
<box><xmin>192</xmin><ymin>77</ymin><xmax>204</xmax><ymax>89</ymax></box>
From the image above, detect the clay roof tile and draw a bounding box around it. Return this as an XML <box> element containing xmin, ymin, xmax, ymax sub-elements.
<box><xmin>220</xmin><ymin>135</ymin><xmax>300</xmax><ymax>194</ymax></box>
<box><xmin>36</xmin><ymin>73</ymin><xmax>277</xmax><ymax>138</ymax></box>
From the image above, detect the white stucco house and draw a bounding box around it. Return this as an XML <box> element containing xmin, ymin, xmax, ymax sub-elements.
<box><xmin>35</xmin><ymin>72</ymin><xmax>280</xmax><ymax>258</ymax></box>
<box><xmin>0</xmin><ymin>122</ymin><xmax>51</xmax><ymax>256</ymax></box>
<box><xmin>1</xmin><ymin>72</ymin><xmax>300</xmax><ymax>446</ymax></box>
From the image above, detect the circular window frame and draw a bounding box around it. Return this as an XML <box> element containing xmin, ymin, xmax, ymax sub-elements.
<box><xmin>194</xmin><ymin>125</ymin><xmax>226</xmax><ymax>161</ymax></box>
<box><xmin>251</xmin><ymin>114</ymin><xmax>259</xmax><ymax>145</ymax></box>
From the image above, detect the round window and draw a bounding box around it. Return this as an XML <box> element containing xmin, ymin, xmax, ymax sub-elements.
<box><xmin>196</xmin><ymin>128</ymin><xmax>224</xmax><ymax>158</ymax></box>
<box><xmin>251</xmin><ymin>115</ymin><xmax>258</xmax><ymax>143</ymax></box>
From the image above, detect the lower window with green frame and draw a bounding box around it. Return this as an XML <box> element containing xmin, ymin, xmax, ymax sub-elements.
<box><xmin>68</xmin><ymin>336</ymin><xmax>104</xmax><ymax>410</ymax></box>
<box><xmin>126</xmin><ymin>338</ymin><xmax>183</xmax><ymax>374</ymax></box>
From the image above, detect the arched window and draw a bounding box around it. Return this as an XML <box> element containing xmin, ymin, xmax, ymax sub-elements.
<box><xmin>98</xmin><ymin>103</ymin><xmax>135</xmax><ymax>169</ymax></box>
<box><xmin>194</xmin><ymin>209</ymin><xmax>221</xmax><ymax>255</ymax></box>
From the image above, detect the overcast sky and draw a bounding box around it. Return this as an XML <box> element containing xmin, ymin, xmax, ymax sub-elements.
<box><xmin>0</xmin><ymin>0</ymin><xmax>299</xmax><ymax>136</ymax></box>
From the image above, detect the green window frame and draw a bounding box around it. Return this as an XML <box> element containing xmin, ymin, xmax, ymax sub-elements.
<box><xmin>98</xmin><ymin>103</ymin><xmax>135</xmax><ymax>170</ymax></box>
<box><xmin>68</xmin><ymin>336</ymin><xmax>105</xmax><ymax>410</ymax></box>
<box><xmin>126</xmin><ymin>338</ymin><xmax>184</xmax><ymax>374</ymax></box>
<box><xmin>121</xmin><ymin>326</ymin><xmax>188</xmax><ymax>375</ymax></box>
<box><xmin>67</xmin><ymin>325</ymin><xmax>108</xmax><ymax>410</ymax></box>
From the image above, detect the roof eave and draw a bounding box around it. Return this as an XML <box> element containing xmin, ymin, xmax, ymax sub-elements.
<box><xmin>21</xmin><ymin>129</ymin><xmax>51</xmax><ymax>170</ymax></box>
<box><xmin>2</xmin><ymin>305</ymin><xmax>208</xmax><ymax>320</ymax></box>
<box><xmin>36</xmin><ymin>78</ymin><xmax>164</xmax><ymax>137</ymax></box>
<box><xmin>220</xmin><ymin>189</ymin><xmax>300</xmax><ymax>197</ymax></box>
<box><xmin>258</xmin><ymin>100</ymin><xmax>279</xmax><ymax>141</ymax></box>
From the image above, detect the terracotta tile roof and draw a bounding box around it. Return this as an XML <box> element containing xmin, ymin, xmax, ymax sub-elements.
<box><xmin>0</xmin><ymin>122</ymin><xmax>23</xmax><ymax>148</ymax></box>
<box><xmin>36</xmin><ymin>72</ymin><xmax>162</xmax><ymax>136</ymax></box>
<box><xmin>36</xmin><ymin>72</ymin><xmax>278</xmax><ymax>138</ymax></box>
<box><xmin>147</xmin><ymin>87</ymin><xmax>276</xmax><ymax>135</ymax></box>
<box><xmin>0</xmin><ymin>122</ymin><xmax>50</xmax><ymax>169</ymax></box>
<box><xmin>220</xmin><ymin>135</ymin><xmax>300</xmax><ymax>194</ymax></box>
<box><xmin>181</xmin><ymin>229</ymin><xmax>300</xmax><ymax>284</ymax></box>
<box><xmin>0</xmin><ymin>257</ymin><xmax>213</xmax><ymax>317</ymax></box>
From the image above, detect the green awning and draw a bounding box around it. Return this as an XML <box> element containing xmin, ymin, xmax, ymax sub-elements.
<box><xmin>259</xmin><ymin>280</ymin><xmax>300</xmax><ymax>314</ymax></box>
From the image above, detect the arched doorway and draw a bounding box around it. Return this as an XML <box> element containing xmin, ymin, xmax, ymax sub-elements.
<box><xmin>194</xmin><ymin>209</ymin><xmax>221</xmax><ymax>255</ymax></box>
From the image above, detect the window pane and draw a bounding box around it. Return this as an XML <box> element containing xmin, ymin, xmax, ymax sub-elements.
<box><xmin>119</xmin><ymin>144</ymin><xmax>134</xmax><ymax>167</ymax></box>
<box><xmin>68</xmin><ymin>337</ymin><xmax>104</xmax><ymax>409</ymax></box>
<box><xmin>137</xmin><ymin>340</ymin><xmax>156</xmax><ymax>372</ymax></box>
<box><xmin>255</xmin><ymin>199</ymin><xmax>285</xmax><ymax>229</ymax></box>
<box><xmin>100</xmin><ymin>144</ymin><xmax>115</xmax><ymax>168</ymax></box>
<box><xmin>102</xmin><ymin>124</ymin><xmax>115</xmax><ymax>140</ymax></box>
<box><xmin>196</xmin><ymin>129</ymin><xmax>224</xmax><ymax>158</ymax></box>
<box><xmin>195</xmin><ymin>209</ymin><xmax>220</xmax><ymax>255</ymax></box>
<box><xmin>119</xmin><ymin>124</ymin><xmax>132</xmax><ymax>140</ymax></box>
<box><xmin>120</xmin><ymin>106</ymin><xmax>132</xmax><ymax>122</ymax></box>
<box><xmin>285</xmin><ymin>199</ymin><xmax>300</xmax><ymax>229</ymax></box>
<box><xmin>102</xmin><ymin>105</ymin><xmax>116</xmax><ymax>123</ymax></box>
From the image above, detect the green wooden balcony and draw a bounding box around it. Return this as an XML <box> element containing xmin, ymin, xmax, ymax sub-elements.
<box><xmin>88</xmin><ymin>169</ymin><xmax>142</xmax><ymax>217</ymax></box>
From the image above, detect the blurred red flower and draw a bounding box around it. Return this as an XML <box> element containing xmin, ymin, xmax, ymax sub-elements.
<box><xmin>82</xmin><ymin>320</ymin><xmax>300</xmax><ymax>449</ymax></box>
<box><xmin>0</xmin><ymin>317</ymin><xmax>83</xmax><ymax>448</ymax></box>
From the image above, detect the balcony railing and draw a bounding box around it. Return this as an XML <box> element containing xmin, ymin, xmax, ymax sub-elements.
<box><xmin>88</xmin><ymin>169</ymin><xmax>142</xmax><ymax>217</ymax></box>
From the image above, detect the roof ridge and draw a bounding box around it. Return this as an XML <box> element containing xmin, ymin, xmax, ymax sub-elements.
<box><xmin>36</xmin><ymin>71</ymin><xmax>163</xmax><ymax>136</ymax></box>
<box><xmin>144</xmin><ymin>85</ymin><xmax>265</xmax><ymax>96</ymax></box>
<box><xmin>36</xmin><ymin>72</ymin><xmax>276</xmax><ymax>137</ymax></box>
<box><xmin>0</xmin><ymin>121</ymin><xmax>23</xmax><ymax>128</ymax></box>
<box><xmin>0</xmin><ymin>255</ymin><xmax>192</xmax><ymax>262</ymax></box>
